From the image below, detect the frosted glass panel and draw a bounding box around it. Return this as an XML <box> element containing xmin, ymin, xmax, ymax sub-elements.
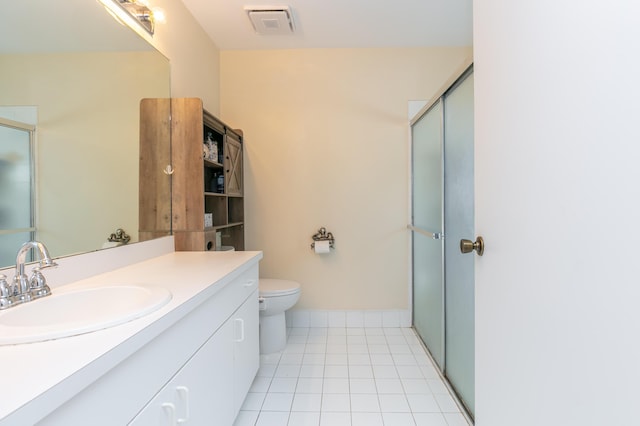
<box><xmin>412</xmin><ymin>101</ymin><xmax>442</xmax><ymax>232</ymax></box>
<box><xmin>0</xmin><ymin>124</ymin><xmax>32</xmax><ymax>229</ymax></box>
<box><xmin>0</xmin><ymin>123</ymin><xmax>33</xmax><ymax>266</ymax></box>
<box><xmin>444</xmin><ymin>71</ymin><xmax>475</xmax><ymax>414</ymax></box>
<box><xmin>411</xmin><ymin>100</ymin><xmax>444</xmax><ymax>368</ymax></box>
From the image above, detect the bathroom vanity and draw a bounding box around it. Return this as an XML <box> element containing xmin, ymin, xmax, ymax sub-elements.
<box><xmin>0</xmin><ymin>249</ymin><xmax>262</xmax><ymax>425</ymax></box>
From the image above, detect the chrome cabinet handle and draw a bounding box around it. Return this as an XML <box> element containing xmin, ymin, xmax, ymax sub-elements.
<box><xmin>460</xmin><ymin>236</ymin><xmax>484</xmax><ymax>256</ymax></box>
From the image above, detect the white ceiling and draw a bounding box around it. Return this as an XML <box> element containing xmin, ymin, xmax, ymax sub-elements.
<box><xmin>180</xmin><ymin>0</ymin><xmax>473</xmax><ymax>50</ymax></box>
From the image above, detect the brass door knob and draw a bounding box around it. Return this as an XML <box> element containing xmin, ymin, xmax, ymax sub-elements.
<box><xmin>460</xmin><ymin>236</ymin><xmax>484</xmax><ymax>256</ymax></box>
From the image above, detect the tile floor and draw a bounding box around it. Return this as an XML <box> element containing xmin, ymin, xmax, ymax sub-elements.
<box><xmin>233</xmin><ymin>327</ymin><xmax>471</xmax><ymax>426</ymax></box>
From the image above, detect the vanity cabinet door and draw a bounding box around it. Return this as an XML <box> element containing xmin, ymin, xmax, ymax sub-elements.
<box><xmin>233</xmin><ymin>289</ymin><xmax>259</xmax><ymax>415</ymax></box>
<box><xmin>129</xmin><ymin>320</ymin><xmax>235</xmax><ymax>426</ymax></box>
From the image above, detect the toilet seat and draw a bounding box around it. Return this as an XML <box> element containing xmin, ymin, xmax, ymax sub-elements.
<box><xmin>259</xmin><ymin>279</ymin><xmax>300</xmax><ymax>297</ymax></box>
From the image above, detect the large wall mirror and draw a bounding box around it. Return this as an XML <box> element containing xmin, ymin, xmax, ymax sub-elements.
<box><xmin>0</xmin><ymin>0</ymin><xmax>171</xmax><ymax>268</ymax></box>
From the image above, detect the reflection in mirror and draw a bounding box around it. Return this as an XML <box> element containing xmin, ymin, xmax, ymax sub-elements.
<box><xmin>0</xmin><ymin>0</ymin><xmax>171</xmax><ymax>268</ymax></box>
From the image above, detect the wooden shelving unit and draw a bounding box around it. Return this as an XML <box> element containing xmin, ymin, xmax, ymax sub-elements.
<box><xmin>140</xmin><ymin>98</ymin><xmax>244</xmax><ymax>251</ymax></box>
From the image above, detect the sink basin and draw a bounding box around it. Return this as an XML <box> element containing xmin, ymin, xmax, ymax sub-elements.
<box><xmin>0</xmin><ymin>284</ymin><xmax>172</xmax><ymax>345</ymax></box>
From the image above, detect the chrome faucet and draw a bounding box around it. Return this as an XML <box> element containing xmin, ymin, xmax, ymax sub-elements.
<box><xmin>0</xmin><ymin>241</ymin><xmax>58</xmax><ymax>310</ymax></box>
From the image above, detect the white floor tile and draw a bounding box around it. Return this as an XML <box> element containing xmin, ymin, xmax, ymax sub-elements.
<box><xmin>302</xmin><ymin>353</ymin><xmax>325</xmax><ymax>365</ymax></box>
<box><xmin>419</xmin><ymin>364</ymin><xmax>440</xmax><ymax>379</ymax></box>
<box><xmin>320</xmin><ymin>412</ymin><xmax>351</xmax><ymax>426</ymax></box>
<box><xmin>426</xmin><ymin>378</ymin><xmax>449</xmax><ymax>394</ymax></box>
<box><xmin>288</xmin><ymin>411</ymin><xmax>320</xmax><ymax>426</ymax></box>
<box><xmin>242</xmin><ymin>327</ymin><xmax>469</xmax><ymax>426</ymax></box>
<box><xmin>323</xmin><ymin>378</ymin><xmax>350</xmax><ymax>394</ymax></box>
<box><xmin>372</xmin><ymin>365</ymin><xmax>399</xmax><ymax>379</ymax></box>
<box><xmin>299</xmin><ymin>365</ymin><xmax>325</xmax><ymax>378</ymax></box>
<box><xmin>325</xmin><ymin>353</ymin><xmax>348</xmax><ymax>365</ymax></box>
<box><xmin>365</xmin><ymin>328</ymin><xmax>385</xmax><ymax>336</ymax></box>
<box><xmin>348</xmin><ymin>354</ymin><xmax>371</xmax><ymax>365</ymax></box>
<box><xmin>349</xmin><ymin>378</ymin><xmax>377</xmax><ymax>394</ymax></box>
<box><xmin>370</xmin><ymin>353</ymin><xmax>394</xmax><ymax>366</ymax></box>
<box><xmin>257</xmin><ymin>411</ymin><xmax>290</xmax><ymax>426</ymax></box>
<box><xmin>327</xmin><ymin>335</ymin><xmax>347</xmax><ymax>345</ymax></box>
<box><xmin>305</xmin><ymin>344</ymin><xmax>327</xmax><ymax>354</ymax></box>
<box><xmin>406</xmin><ymin>394</ymin><xmax>440</xmax><ymax>413</ymax></box>
<box><xmin>234</xmin><ymin>410</ymin><xmax>260</xmax><ymax>426</ymax></box>
<box><xmin>375</xmin><ymin>378</ymin><xmax>404</xmax><ymax>394</ymax></box>
<box><xmin>280</xmin><ymin>353</ymin><xmax>304</xmax><ymax>365</ymax></box>
<box><xmin>389</xmin><ymin>344</ymin><xmax>413</xmax><ymax>354</ymax></box>
<box><xmin>321</xmin><ymin>394</ymin><xmax>351</xmax><ymax>412</ymax></box>
<box><xmin>270</xmin><ymin>378</ymin><xmax>298</xmax><ymax>393</ymax></box>
<box><xmin>434</xmin><ymin>393</ymin><xmax>460</xmax><ymax>413</ymax></box>
<box><xmin>347</xmin><ymin>344</ymin><xmax>369</xmax><ymax>354</ymax></box>
<box><xmin>397</xmin><ymin>365</ymin><xmax>425</xmax><ymax>379</ymax></box>
<box><xmin>258</xmin><ymin>364</ymin><xmax>278</xmax><ymax>378</ymax></box>
<box><xmin>242</xmin><ymin>392</ymin><xmax>266</xmax><ymax>411</ymax></box>
<box><xmin>263</xmin><ymin>393</ymin><xmax>294</xmax><ymax>411</ymax></box>
<box><xmin>324</xmin><ymin>365</ymin><xmax>349</xmax><ymax>378</ymax></box>
<box><xmin>401</xmin><ymin>379</ymin><xmax>432</xmax><ymax>395</ymax></box>
<box><xmin>413</xmin><ymin>412</ymin><xmax>448</xmax><ymax>426</ymax></box>
<box><xmin>378</xmin><ymin>394</ymin><xmax>411</xmax><ymax>413</ymax></box>
<box><xmin>346</xmin><ymin>335</ymin><xmax>367</xmax><ymax>345</ymax></box>
<box><xmin>351</xmin><ymin>412</ymin><xmax>383</xmax><ymax>426</ymax></box>
<box><xmin>368</xmin><ymin>344</ymin><xmax>391</xmax><ymax>354</ymax></box>
<box><xmin>326</xmin><ymin>344</ymin><xmax>348</xmax><ymax>354</ymax></box>
<box><xmin>275</xmin><ymin>364</ymin><xmax>302</xmax><ymax>378</ymax></box>
<box><xmin>307</xmin><ymin>335</ymin><xmax>328</xmax><ymax>344</ymax></box>
<box><xmin>349</xmin><ymin>394</ymin><xmax>381</xmax><ymax>412</ymax></box>
<box><xmin>292</xmin><ymin>393</ymin><xmax>322</xmax><ymax>412</ymax></box>
<box><xmin>393</xmin><ymin>354</ymin><xmax>418</xmax><ymax>366</ymax></box>
<box><xmin>386</xmin><ymin>335</ymin><xmax>408</xmax><ymax>345</ymax></box>
<box><xmin>284</xmin><ymin>344</ymin><xmax>306</xmax><ymax>354</ymax></box>
<box><xmin>296</xmin><ymin>378</ymin><xmax>324</xmax><ymax>394</ymax></box>
<box><xmin>309</xmin><ymin>327</ymin><xmax>329</xmax><ymax>336</ymax></box>
<box><xmin>251</xmin><ymin>377</ymin><xmax>273</xmax><ymax>393</ymax></box>
<box><xmin>381</xmin><ymin>412</ymin><xmax>416</xmax><ymax>426</ymax></box>
<box><xmin>348</xmin><ymin>365</ymin><xmax>374</xmax><ymax>379</ymax></box>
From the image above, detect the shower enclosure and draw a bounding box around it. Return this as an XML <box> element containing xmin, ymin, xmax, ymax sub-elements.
<box><xmin>409</xmin><ymin>66</ymin><xmax>475</xmax><ymax>417</ymax></box>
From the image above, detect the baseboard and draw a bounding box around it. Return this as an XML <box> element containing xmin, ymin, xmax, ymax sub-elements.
<box><xmin>285</xmin><ymin>309</ymin><xmax>411</xmax><ymax>328</ymax></box>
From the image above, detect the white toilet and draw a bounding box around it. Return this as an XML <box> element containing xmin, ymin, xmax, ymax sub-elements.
<box><xmin>259</xmin><ymin>279</ymin><xmax>301</xmax><ymax>354</ymax></box>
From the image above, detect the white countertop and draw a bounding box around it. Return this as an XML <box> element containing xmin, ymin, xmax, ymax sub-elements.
<box><xmin>0</xmin><ymin>250</ymin><xmax>262</xmax><ymax>424</ymax></box>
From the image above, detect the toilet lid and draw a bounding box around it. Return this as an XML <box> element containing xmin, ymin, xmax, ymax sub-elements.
<box><xmin>259</xmin><ymin>279</ymin><xmax>301</xmax><ymax>297</ymax></box>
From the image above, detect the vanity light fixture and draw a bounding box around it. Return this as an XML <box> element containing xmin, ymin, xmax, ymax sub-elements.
<box><xmin>100</xmin><ymin>0</ymin><xmax>164</xmax><ymax>36</ymax></box>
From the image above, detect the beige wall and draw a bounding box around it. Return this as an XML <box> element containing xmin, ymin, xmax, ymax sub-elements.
<box><xmin>143</xmin><ymin>0</ymin><xmax>221</xmax><ymax>114</ymax></box>
<box><xmin>220</xmin><ymin>48</ymin><xmax>471</xmax><ymax>310</ymax></box>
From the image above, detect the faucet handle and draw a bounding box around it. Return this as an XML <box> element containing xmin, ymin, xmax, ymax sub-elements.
<box><xmin>29</xmin><ymin>268</ymin><xmax>51</xmax><ymax>299</ymax></box>
<box><xmin>0</xmin><ymin>274</ymin><xmax>10</xmax><ymax>297</ymax></box>
<box><xmin>0</xmin><ymin>274</ymin><xmax>13</xmax><ymax>310</ymax></box>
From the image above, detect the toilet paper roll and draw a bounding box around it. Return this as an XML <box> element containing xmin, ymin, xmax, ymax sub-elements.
<box><xmin>314</xmin><ymin>240</ymin><xmax>331</xmax><ymax>254</ymax></box>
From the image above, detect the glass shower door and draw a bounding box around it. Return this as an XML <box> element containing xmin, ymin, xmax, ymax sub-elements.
<box><xmin>443</xmin><ymin>71</ymin><xmax>475</xmax><ymax>414</ymax></box>
<box><xmin>411</xmin><ymin>100</ymin><xmax>445</xmax><ymax>369</ymax></box>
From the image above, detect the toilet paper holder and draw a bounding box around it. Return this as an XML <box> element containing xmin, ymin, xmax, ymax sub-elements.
<box><xmin>108</xmin><ymin>228</ymin><xmax>131</xmax><ymax>244</ymax></box>
<box><xmin>310</xmin><ymin>227</ymin><xmax>335</xmax><ymax>250</ymax></box>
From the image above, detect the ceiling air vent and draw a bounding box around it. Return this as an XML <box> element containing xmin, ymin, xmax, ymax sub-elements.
<box><xmin>244</xmin><ymin>6</ymin><xmax>295</xmax><ymax>35</ymax></box>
